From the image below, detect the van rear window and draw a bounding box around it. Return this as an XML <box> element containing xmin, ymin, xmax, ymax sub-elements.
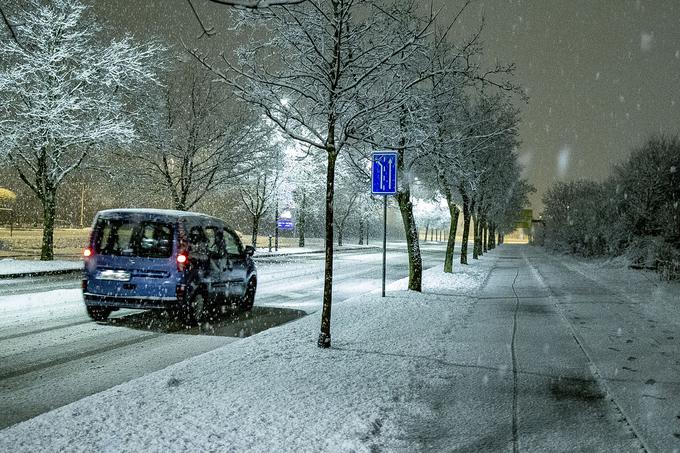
<box><xmin>94</xmin><ymin>218</ymin><xmax>174</xmax><ymax>258</ymax></box>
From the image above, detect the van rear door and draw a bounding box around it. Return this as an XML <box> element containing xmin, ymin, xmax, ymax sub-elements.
<box><xmin>87</xmin><ymin>216</ymin><xmax>178</xmax><ymax>300</ymax></box>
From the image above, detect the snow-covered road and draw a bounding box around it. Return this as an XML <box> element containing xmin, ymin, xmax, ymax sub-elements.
<box><xmin>0</xmin><ymin>245</ymin><xmax>446</xmax><ymax>428</ymax></box>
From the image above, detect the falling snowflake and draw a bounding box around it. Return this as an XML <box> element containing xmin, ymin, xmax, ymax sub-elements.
<box><xmin>640</xmin><ymin>32</ymin><xmax>654</xmax><ymax>52</ymax></box>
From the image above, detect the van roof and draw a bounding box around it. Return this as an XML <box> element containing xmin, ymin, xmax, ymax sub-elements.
<box><xmin>97</xmin><ymin>208</ymin><xmax>222</xmax><ymax>223</ymax></box>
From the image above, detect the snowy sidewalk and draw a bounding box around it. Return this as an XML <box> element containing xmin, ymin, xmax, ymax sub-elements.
<box><xmin>529</xmin><ymin>250</ymin><xmax>680</xmax><ymax>453</ymax></box>
<box><xmin>0</xmin><ymin>248</ymin><xmax>497</xmax><ymax>452</ymax></box>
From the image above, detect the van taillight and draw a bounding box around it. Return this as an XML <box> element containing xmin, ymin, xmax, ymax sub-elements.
<box><xmin>83</xmin><ymin>247</ymin><xmax>92</xmax><ymax>258</ymax></box>
<box><xmin>176</xmin><ymin>252</ymin><xmax>188</xmax><ymax>271</ymax></box>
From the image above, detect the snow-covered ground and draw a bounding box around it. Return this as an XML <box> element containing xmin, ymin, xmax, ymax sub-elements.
<box><xmin>0</xmin><ymin>258</ymin><xmax>82</xmax><ymax>277</ymax></box>
<box><xmin>0</xmin><ymin>251</ymin><xmax>494</xmax><ymax>452</ymax></box>
<box><xmin>2</xmin><ymin>244</ymin><xmax>679</xmax><ymax>452</ymax></box>
<box><xmin>255</xmin><ymin>243</ymin><xmax>377</xmax><ymax>257</ymax></box>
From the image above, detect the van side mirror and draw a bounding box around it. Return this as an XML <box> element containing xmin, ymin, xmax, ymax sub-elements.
<box><xmin>244</xmin><ymin>245</ymin><xmax>255</xmax><ymax>256</ymax></box>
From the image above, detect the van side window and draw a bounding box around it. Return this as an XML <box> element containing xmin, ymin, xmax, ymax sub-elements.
<box><xmin>205</xmin><ymin>226</ymin><xmax>224</xmax><ymax>257</ymax></box>
<box><xmin>224</xmin><ymin>230</ymin><xmax>242</xmax><ymax>257</ymax></box>
<box><xmin>188</xmin><ymin>226</ymin><xmax>208</xmax><ymax>253</ymax></box>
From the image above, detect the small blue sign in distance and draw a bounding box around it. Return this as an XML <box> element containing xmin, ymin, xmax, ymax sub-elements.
<box><xmin>277</xmin><ymin>219</ymin><xmax>294</xmax><ymax>230</ymax></box>
<box><xmin>372</xmin><ymin>152</ymin><xmax>398</xmax><ymax>195</ymax></box>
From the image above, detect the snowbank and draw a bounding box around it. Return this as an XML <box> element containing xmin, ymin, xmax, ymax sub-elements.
<box><xmin>255</xmin><ymin>244</ymin><xmax>377</xmax><ymax>257</ymax></box>
<box><xmin>0</xmin><ymin>258</ymin><xmax>82</xmax><ymax>277</ymax></box>
<box><xmin>0</xmin><ymin>258</ymin><xmax>495</xmax><ymax>452</ymax></box>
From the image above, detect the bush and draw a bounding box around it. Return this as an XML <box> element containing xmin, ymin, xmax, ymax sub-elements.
<box><xmin>614</xmin><ymin>135</ymin><xmax>680</xmax><ymax>249</ymax></box>
<box><xmin>541</xmin><ymin>180</ymin><xmax>611</xmax><ymax>256</ymax></box>
<box><xmin>541</xmin><ymin>135</ymin><xmax>680</xmax><ymax>280</ymax></box>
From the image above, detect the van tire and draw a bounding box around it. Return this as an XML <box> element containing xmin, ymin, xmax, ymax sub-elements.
<box><xmin>86</xmin><ymin>306</ymin><xmax>111</xmax><ymax>322</ymax></box>
<box><xmin>240</xmin><ymin>279</ymin><xmax>256</xmax><ymax>311</ymax></box>
<box><xmin>185</xmin><ymin>292</ymin><xmax>206</xmax><ymax>325</ymax></box>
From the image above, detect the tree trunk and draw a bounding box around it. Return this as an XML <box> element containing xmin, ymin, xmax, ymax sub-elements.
<box><xmin>444</xmin><ymin>196</ymin><xmax>460</xmax><ymax>273</ymax></box>
<box><xmin>40</xmin><ymin>191</ymin><xmax>57</xmax><ymax>261</ymax></box>
<box><xmin>337</xmin><ymin>225</ymin><xmax>343</xmax><ymax>246</ymax></box>
<box><xmin>488</xmin><ymin>223</ymin><xmax>495</xmax><ymax>250</ymax></box>
<box><xmin>251</xmin><ymin>214</ymin><xmax>260</xmax><ymax>249</ymax></box>
<box><xmin>358</xmin><ymin>219</ymin><xmax>364</xmax><ymax>245</ymax></box>
<box><xmin>476</xmin><ymin>216</ymin><xmax>484</xmax><ymax>257</ymax></box>
<box><xmin>472</xmin><ymin>213</ymin><xmax>480</xmax><ymax>260</ymax></box>
<box><xmin>298</xmin><ymin>192</ymin><xmax>306</xmax><ymax>247</ymax></box>
<box><xmin>393</xmin><ymin>106</ymin><xmax>422</xmax><ymax>291</ymax></box>
<box><xmin>318</xmin><ymin>148</ymin><xmax>337</xmax><ymax>349</ymax></box>
<box><xmin>397</xmin><ymin>190</ymin><xmax>422</xmax><ymax>291</ymax></box>
<box><xmin>424</xmin><ymin>222</ymin><xmax>429</xmax><ymax>243</ymax></box>
<box><xmin>274</xmin><ymin>202</ymin><xmax>279</xmax><ymax>251</ymax></box>
<box><xmin>460</xmin><ymin>185</ymin><xmax>471</xmax><ymax>265</ymax></box>
<box><xmin>478</xmin><ymin>221</ymin><xmax>484</xmax><ymax>256</ymax></box>
<box><xmin>483</xmin><ymin>222</ymin><xmax>488</xmax><ymax>252</ymax></box>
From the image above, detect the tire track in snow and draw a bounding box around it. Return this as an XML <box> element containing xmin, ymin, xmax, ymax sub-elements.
<box><xmin>0</xmin><ymin>331</ymin><xmax>162</xmax><ymax>381</ymax></box>
<box><xmin>0</xmin><ymin>319</ymin><xmax>90</xmax><ymax>342</ymax></box>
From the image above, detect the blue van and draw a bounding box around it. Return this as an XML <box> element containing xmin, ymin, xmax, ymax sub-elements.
<box><xmin>82</xmin><ymin>209</ymin><xmax>257</xmax><ymax>325</ymax></box>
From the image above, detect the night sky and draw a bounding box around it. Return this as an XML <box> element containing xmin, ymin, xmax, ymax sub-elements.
<box><xmin>92</xmin><ymin>0</ymin><xmax>680</xmax><ymax>211</ymax></box>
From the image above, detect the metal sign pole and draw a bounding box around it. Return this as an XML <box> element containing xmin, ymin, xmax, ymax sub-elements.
<box><xmin>371</xmin><ymin>151</ymin><xmax>397</xmax><ymax>299</ymax></box>
<box><xmin>382</xmin><ymin>195</ymin><xmax>387</xmax><ymax>298</ymax></box>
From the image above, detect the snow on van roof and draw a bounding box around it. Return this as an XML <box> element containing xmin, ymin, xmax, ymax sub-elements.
<box><xmin>97</xmin><ymin>208</ymin><xmax>218</xmax><ymax>220</ymax></box>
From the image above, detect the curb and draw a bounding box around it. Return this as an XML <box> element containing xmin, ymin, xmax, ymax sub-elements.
<box><xmin>0</xmin><ymin>268</ymin><xmax>83</xmax><ymax>280</ymax></box>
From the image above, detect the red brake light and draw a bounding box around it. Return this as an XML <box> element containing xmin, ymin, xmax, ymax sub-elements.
<box><xmin>176</xmin><ymin>252</ymin><xmax>188</xmax><ymax>272</ymax></box>
<box><xmin>83</xmin><ymin>248</ymin><xmax>92</xmax><ymax>258</ymax></box>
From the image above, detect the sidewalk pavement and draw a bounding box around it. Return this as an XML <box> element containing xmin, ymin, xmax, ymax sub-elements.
<box><xmin>0</xmin><ymin>245</ymin><xmax>380</xmax><ymax>279</ymax></box>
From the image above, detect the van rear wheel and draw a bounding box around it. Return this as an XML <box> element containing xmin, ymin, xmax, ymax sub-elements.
<box><xmin>184</xmin><ymin>292</ymin><xmax>206</xmax><ymax>326</ymax></box>
<box><xmin>240</xmin><ymin>279</ymin><xmax>256</xmax><ymax>312</ymax></box>
<box><xmin>86</xmin><ymin>306</ymin><xmax>111</xmax><ymax>322</ymax></box>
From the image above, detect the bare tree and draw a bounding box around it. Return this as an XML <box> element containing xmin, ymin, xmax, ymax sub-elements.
<box><xmin>0</xmin><ymin>4</ymin><xmax>19</xmax><ymax>45</ymax></box>
<box><xmin>0</xmin><ymin>0</ymin><xmax>163</xmax><ymax>260</ymax></box>
<box><xmin>135</xmin><ymin>65</ymin><xmax>266</xmax><ymax>211</ymax></box>
<box><xmin>333</xmin><ymin>162</ymin><xmax>364</xmax><ymax>246</ymax></box>
<box><xmin>190</xmin><ymin>0</ymin><xmax>438</xmax><ymax>348</ymax></box>
<box><xmin>240</xmin><ymin>170</ymin><xmax>281</xmax><ymax>248</ymax></box>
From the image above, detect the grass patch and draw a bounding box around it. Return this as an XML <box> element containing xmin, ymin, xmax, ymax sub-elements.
<box><xmin>0</xmin><ymin>228</ymin><xmax>89</xmax><ymax>259</ymax></box>
<box><xmin>0</xmin><ymin>228</ymin><xmax>307</xmax><ymax>259</ymax></box>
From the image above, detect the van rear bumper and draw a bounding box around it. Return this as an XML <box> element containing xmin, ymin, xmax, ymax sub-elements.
<box><xmin>83</xmin><ymin>293</ymin><xmax>181</xmax><ymax>310</ymax></box>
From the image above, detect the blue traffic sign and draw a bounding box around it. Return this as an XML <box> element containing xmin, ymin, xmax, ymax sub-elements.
<box><xmin>371</xmin><ymin>152</ymin><xmax>398</xmax><ymax>195</ymax></box>
<box><xmin>277</xmin><ymin>219</ymin><xmax>294</xmax><ymax>230</ymax></box>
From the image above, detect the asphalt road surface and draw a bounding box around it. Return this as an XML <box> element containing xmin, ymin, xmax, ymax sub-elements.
<box><xmin>0</xmin><ymin>243</ymin><xmax>447</xmax><ymax>428</ymax></box>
